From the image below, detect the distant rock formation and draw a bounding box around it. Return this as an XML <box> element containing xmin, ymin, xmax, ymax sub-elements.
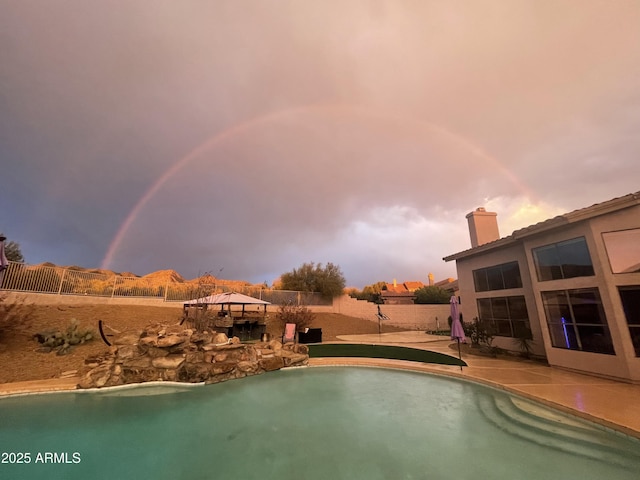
<box><xmin>142</xmin><ymin>269</ymin><xmax>186</xmax><ymax>283</ymax></box>
<box><xmin>37</xmin><ymin>262</ymin><xmax>261</xmax><ymax>289</ymax></box>
<box><xmin>78</xmin><ymin>323</ymin><xmax>309</xmax><ymax>388</ymax></box>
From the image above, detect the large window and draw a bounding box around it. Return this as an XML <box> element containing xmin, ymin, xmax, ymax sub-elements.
<box><xmin>473</xmin><ymin>261</ymin><xmax>522</xmax><ymax>292</ymax></box>
<box><xmin>476</xmin><ymin>295</ymin><xmax>531</xmax><ymax>338</ymax></box>
<box><xmin>541</xmin><ymin>288</ymin><xmax>614</xmax><ymax>354</ymax></box>
<box><xmin>533</xmin><ymin>237</ymin><xmax>594</xmax><ymax>281</ymax></box>
<box><xmin>603</xmin><ymin>229</ymin><xmax>640</xmax><ymax>273</ymax></box>
<box><xmin>619</xmin><ymin>286</ymin><xmax>640</xmax><ymax>357</ymax></box>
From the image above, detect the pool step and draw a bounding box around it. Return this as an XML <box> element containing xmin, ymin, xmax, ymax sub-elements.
<box><xmin>477</xmin><ymin>391</ymin><xmax>640</xmax><ymax>469</ymax></box>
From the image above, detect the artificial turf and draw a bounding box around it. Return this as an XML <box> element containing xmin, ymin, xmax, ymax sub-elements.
<box><xmin>308</xmin><ymin>343</ymin><xmax>467</xmax><ymax>367</ymax></box>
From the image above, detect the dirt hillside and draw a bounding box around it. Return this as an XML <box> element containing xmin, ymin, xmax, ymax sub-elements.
<box><xmin>0</xmin><ymin>303</ymin><xmax>407</xmax><ymax>384</ymax></box>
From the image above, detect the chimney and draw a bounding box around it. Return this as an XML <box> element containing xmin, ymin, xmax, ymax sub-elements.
<box><xmin>428</xmin><ymin>273</ymin><xmax>434</xmax><ymax>286</ymax></box>
<box><xmin>466</xmin><ymin>207</ymin><xmax>500</xmax><ymax>248</ymax></box>
<box><xmin>393</xmin><ymin>278</ymin><xmax>397</xmax><ymax>288</ymax></box>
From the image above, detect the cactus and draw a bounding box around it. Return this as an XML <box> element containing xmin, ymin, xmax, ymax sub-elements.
<box><xmin>34</xmin><ymin>319</ymin><xmax>97</xmax><ymax>354</ymax></box>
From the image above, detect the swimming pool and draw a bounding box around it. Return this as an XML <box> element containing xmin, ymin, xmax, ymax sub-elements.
<box><xmin>1</xmin><ymin>367</ymin><xmax>639</xmax><ymax>479</ymax></box>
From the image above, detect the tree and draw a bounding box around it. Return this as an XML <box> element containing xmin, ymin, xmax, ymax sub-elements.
<box><xmin>0</xmin><ymin>233</ymin><xmax>24</xmax><ymax>263</ymax></box>
<box><xmin>413</xmin><ymin>286</ymin><xmax>450</xmax><ymax>304</ymax></box>
<box><xmin>279</xmin><ymin>262</ymin><xmax>346</xmax><ymax>298</ymax></box>
<box><xmin>348</xmin><ymin>281</ymin><xmax>386</xmax><ymax>303</ymax></box>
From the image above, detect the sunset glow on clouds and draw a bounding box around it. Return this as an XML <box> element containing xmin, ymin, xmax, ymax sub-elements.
<box><xmin>2</xmin><ymin>1</ymin><xmax>639</xmax><ymax>287</ymax></box>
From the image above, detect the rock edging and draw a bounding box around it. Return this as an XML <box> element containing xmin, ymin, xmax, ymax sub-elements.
<box><xmin>78</xmin><ymin>323</ymin><xmax>308</xmax><ymax>388</ymax></box>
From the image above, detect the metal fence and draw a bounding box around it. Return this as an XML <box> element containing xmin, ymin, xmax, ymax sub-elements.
<box><xmin>0</xmin><ymin>261</ymin><xmax>331</xmax><ymax>305</ymax></box>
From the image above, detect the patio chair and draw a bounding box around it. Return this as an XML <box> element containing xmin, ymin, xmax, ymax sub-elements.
<box><xmin>282</xmin><ymin>323</ymin><xmax>296</xmax><ymax>344</ymax></box>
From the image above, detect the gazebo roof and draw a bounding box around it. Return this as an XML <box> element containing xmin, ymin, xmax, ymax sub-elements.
<box><xmin>184</xmin><ymin>291</ymin><xmax>270</xmax><ymax>306</ymax></box>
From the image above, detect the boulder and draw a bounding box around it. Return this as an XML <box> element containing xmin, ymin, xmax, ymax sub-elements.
<box><xmin>177</xmin><ymin>364</ymin><xmax>210</xmax><ymax>383</ymax></box>
<box><xmin>186</xmin><ymin>351</ymin><xmax>204</xmax><ymax>363</ymax></box>
<box><xmin>280</xmin><ymin>352</ymin><xmax>308</xmax><ymax>367</ymax></box>
<box><xmin>112</xmin><ymin>330</ymin><xmax>142</xmax><ymax>346</ymax></box>
<box><xmin>122</xmin><ymin>356</ymin><xmax>152</xmax><ymax>369</ymax></box>
<box><xmin>259</xmin><ymin>356</ymin><xmax>285</xmax><ymax>372</ymax></box>
<box><xmin>116</xmin><ymin>345</ymin><xmax>138</xmax><ymax>360</ymax></box>
<box><xmin>212</xmin><ymin>333</ymin><xmax>229</xmax><ymax>344</ymax></box>
<box><xmin>77</xmin><ymin>322</ymin><xmax>309</xmax><ymax>389</ymax></box>
<box><xmin>144</xmin><ymin>346</ymin><xmax>170</xmax><ymax>358</ymax></box>
<box><xmin>162</xmin><ymin>369</ymin><xmax>178</xmax><ymax>381</ymax></box>
<box><xmin>157</xmin><ymin>335</ymin><xmax>185</xmax><ymax>348</ymax></box>
<box><xmin>139</xmin><ymin>336</ymin><xmax>158</xmax><ymax>347</ymax></box>
<box><xmin>151</xmin><ymin>355</ymin><xmax>185</xmax><ymax>369</ymax></box>
<box><xmin>121</xmin><ymin>368</ymin><xmax>160</xmax><ymax>384</ymax></box>
<box><xmin>214</xmin><ymin>352</ymin><xmax>228</xmax><ymax>362</ymax></box>
<box><xmin>210</xmin><ymin>362</ymin><xmax>236</xmax><ymax>375</ymax></box>
<box><xmin>190</xmin><ymin>331</ymin><xmax>213</xmax><ymax>344</ymax></box>
<box><xmin>237</xmin><ymin>361</ymin><xmax>259</xmax><ymax>374</ymax></box>
<box><xmin>78</xmin><ymin>364</ymin><xmax>112</xmax><ymax>389</ymax></box>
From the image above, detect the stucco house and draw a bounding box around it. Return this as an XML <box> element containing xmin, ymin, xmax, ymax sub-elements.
<box><xmin>381</xmin><ymin>280</ymin><xmax>425</xmax><ymax>304</ymax></box>
<box><xmin>444</xmin><ymin>192</ymin><xmax>640</xmax><ymax>383</ymax></box>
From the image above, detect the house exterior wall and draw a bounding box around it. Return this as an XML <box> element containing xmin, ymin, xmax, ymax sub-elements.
<box><xmin>520</xmin><ymin>207</ymin><xmax>640</xmax><ymax>382</ymax></box>
<box><xmin>451</xmin><ymin>199</ymin><xmax>640</xmax><ymax>383</ymax></box>
<box><xmin>453</xmin><ymin>243</ymin><xmax>546</xmax><ymax>357</ymax></box>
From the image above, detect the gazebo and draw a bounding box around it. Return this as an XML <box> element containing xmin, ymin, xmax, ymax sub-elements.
<box><xmin>183</xmin><ymin>292</ymin><xmax>271</xmax><ymax>341</ymax></box>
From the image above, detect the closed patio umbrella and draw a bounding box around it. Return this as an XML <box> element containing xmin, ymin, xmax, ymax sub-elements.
<box><xmin>450</xmin><ymin>295</ymin><xmax>465</xmax><ymax>371</ymax></box>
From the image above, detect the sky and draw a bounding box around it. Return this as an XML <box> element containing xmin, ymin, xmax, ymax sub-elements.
<box><xmin>1</xmin><ymin>1</ymin><xmax>639</xmax><ymax>288</ymax></box>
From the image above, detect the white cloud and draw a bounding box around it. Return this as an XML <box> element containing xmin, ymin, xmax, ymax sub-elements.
<box><xmin>484</xmin><ymin>196</ymin><xmax>566</xmax><ymax>237</ymax></box>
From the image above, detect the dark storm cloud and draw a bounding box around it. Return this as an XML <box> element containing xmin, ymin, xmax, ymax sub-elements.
<box><xmin>2</xmin><ymin>1</ymin><xmax>640</xmax><ymax>287</ymax></box>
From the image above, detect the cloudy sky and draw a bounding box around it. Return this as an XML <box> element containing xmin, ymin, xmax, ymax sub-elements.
<box><xmin>2</xmin><ymin>1</ymin><xmax>639</xmax><ymax>288</ymax></box>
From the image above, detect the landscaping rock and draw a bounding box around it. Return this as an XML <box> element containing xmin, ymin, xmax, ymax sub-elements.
<box><xmin>112</xmin><ymin>330</ymin><xmax>142</xmax><ymax>346</ymax></box>
<box><xmin>77</xmin><ymin>323</ymin><xmax>309</xmax><ymax>389</ymax></box>
<box><xmin>151</xmin><ymin>355</ymin><xmax>185</xmax><ymax>369</ymax></box>
<box><xmin>259</xmin><ymin>356</ymin><xmax>285</xmax><ymax>372</ymax></box>
<box><xmin>116</xmin><ymin>345</ymin><xmax>138</xmax><ymax>360</ymax></box>
<box><xmin>157</xmin><ymin>335</ymin><xmax>184</xmax><ymax>348</ymax></box>
<box><xmin>212</xmin><ymin>333</ymin><xmax>229</xmax><ymax>344</ymax></box>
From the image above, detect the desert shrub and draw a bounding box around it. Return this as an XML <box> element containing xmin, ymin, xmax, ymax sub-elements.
<box><xmin>463</xmin><ymin>317</ymin><xmax>496</xmax><ymax>348</ymax></box>
<box><xmin>276</xmin><ymin>301</ymin><xmax>315</xmax><ymax>331</ymax></box>
<box><xmin>512</xmin><ymin>330</ymin><xmax>535</xmax><ymax>358</ymax></box>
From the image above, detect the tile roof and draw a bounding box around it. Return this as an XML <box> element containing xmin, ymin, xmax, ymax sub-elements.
<box><xmin>443</xmin><ymin>191</ymin><xmax>640</xmax><ymax>262</ymax></box>
<box><xmin>384</xmin><ymin>281</ymin><xmax>425</xmax><ymax>293</ymax></box>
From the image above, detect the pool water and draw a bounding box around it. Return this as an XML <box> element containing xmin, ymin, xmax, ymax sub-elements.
<box><xmin>1</xmin><ymin>367</ymin><xmax>639</xmax><ymax>480</ymax></box>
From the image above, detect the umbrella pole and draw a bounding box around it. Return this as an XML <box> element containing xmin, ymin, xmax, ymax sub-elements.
<box><xmin>457</xmin><ymin>339</ymin><xmax>462</xmax><ymax>372</ymax></box>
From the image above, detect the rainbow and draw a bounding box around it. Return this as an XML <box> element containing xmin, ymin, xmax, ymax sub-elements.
<box><xmin>100</xmin><ymin>103</ymin><xmax>534</xmax><ymax>270</ymax></box>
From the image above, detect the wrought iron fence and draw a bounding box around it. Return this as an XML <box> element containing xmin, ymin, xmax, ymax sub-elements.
<box><xmin>0</xmin><ymin>261</ymin><xmax>331</xmax><ymax>305</ymax></box>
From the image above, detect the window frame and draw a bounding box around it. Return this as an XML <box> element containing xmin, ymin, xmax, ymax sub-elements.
<box><xmin>473</xmin><ymin>261</ymin><xmax>523</xmax><ymax>292</ymax></box>
<box><xmin>603</xmin><ymin>229</ymin><xmax>640</xmax><ymax>274</ymax></box>
<box><xmin>541</xmin><ymin>288</ymin><xmax>615</xmax><ymax>355</ymax></box>
<box><xmin>476</xmin><ymin>295</ymin><xmax>531</xmax><ymax>339</ymax></box>
<box><xmin>532</xmin><ymin>236</ymin><xmax>594</xmax><ymax>282</ymax></box>
<box><xmin>618</xmin><ymin>286</ymin><xmax>640</xmax><ymax>357</ymax></box>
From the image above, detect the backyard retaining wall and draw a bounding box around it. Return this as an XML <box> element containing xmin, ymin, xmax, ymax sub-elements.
<box><xmin>4</xmin><ymin>292</ymin><xmax>451</xmax><ymax>331</ymax></box>
<box><xmin>332</xmin><ymin>295</ymin><xmax>452</xmax><ymax>331</ymax></box>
